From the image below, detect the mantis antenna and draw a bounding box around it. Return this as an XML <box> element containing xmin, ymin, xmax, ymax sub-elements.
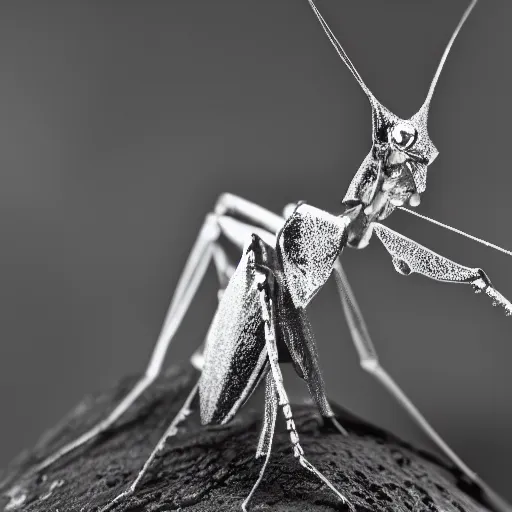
<box><xmin>398</xmin><ymin>206</ymin><xmax>512</xmax><ymax>258</ymax></box>
<box><xmin>421</xmin><ymin>0</ymin><xmax>479</xmax><ymax>112</ymax></box>
<box><xmin>306</xmin><ymin>0</ymin><xmax>374</xmax><ymax>101</ymax></box>
<box><xmin>307</xmin><ymin>0</ymin><xmax>478</xmax><ymax>112</ymax></box>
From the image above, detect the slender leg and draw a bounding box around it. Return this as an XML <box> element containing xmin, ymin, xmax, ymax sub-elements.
<box><xmin>28</xmin><ymin>194</ymin><xmax>282</xmax><ymax>476</ymax></box>
<box><xmin>332</xmin><ymin>258</ymin><xmax>512</xmax><ymax>512</ymax></box>
<box><xmin>99</xmin><ymin>380</ymin><xmax>201</xmax><ymax>512</ymax></box>
<box><xmin>101</xmin><ymin>235</ymin><xmax>274</xmax><ymax>512</ymax></box>
<box><xmin>242</xmin><ymin>373</ymin><xmax>278</xmax><ymax>512</ymax></box>
<box><xmin>215</xmin><ymin>192</ymin><xmax>284</xmax><ymax>235</ymax></box>
<box><xmin>212</xmin><ymin>243</ymin><xmax>236</xmax><ymax>296</ymax></box>
<box><xmin>27</xmin><ymin>213</ymin><xmax>220</xmax><ymax>475</ymax></box>
<box><xmin>256</xmin><ymin>269</ymin><xmax>354</xmax><ymax>511</ymax></box>
<box><xmin>191</xmin><ymin>243</ymin><xmax>236</xmax><ymax>369</ymax></box>
<box><xmin>99</xmin><ymin>221</ymin><xmax>343</xmax><ymax>512</ymax></box>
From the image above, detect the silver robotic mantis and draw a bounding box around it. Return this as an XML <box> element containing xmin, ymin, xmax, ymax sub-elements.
<box><xmin>6</xmin><ymin>0</ymin><xmax>512</xmax><ymax>511</ymax></box>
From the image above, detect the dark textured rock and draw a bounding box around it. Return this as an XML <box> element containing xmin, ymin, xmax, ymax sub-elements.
<box><xmin>0</xmin><ymin>365</ymin><xmax>493</xmax><ymax>511</ymax></box>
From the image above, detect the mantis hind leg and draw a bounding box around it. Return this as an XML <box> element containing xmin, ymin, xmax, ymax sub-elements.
<box><xmin>19</xmin><ymin>213</ymin><xmax>221</xmax><ymax>479</ymax></box>
<box><xmin>6</xmin><ymin>194</ymin><xmax>282</xmax><ymax>486</ymax></box>
<box><xmin>98</xmin><ymin>378</ymin><xmax>201</xmax><ymax>512</ymax></box>
<box><xmin>333</xmin><ymin>258</ymin><xmax>512</xmax><ymax>512</ymax></box>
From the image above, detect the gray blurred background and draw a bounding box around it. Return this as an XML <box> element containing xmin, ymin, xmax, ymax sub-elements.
<box><xmin>0</xmin><ymin>0</ymin><xmax>511</xmax><ymax>500</ymax></box>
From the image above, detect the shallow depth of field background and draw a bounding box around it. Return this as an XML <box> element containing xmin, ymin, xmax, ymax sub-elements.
<box><xmin>0</xmin><ymin>0</ymin><xmax>511</xmax><ymax>500</ymax></box>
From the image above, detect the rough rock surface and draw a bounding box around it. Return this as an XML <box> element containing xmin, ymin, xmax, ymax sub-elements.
<box><xmin>0</xmin><ymin>365</ymin><xmax>492</xmax><ymax>511</ymax></box>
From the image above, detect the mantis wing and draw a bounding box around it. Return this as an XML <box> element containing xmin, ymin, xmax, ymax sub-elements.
<box><xmin>199</xmin><ymin>244</ymin><xmax>268</xmax><ymax>425</ymax></box>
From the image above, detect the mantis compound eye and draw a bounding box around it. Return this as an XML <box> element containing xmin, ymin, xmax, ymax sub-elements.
<box><xmin>390</xmin><ymin>123</ymin><xmax>417</xmax><ymax>149</ymax></box>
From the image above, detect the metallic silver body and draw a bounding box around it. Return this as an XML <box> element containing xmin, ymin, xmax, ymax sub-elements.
<box><xmin>10</xmin><ymin>2</ymin><xmax>512</xmax><ymax>512</ymax></box>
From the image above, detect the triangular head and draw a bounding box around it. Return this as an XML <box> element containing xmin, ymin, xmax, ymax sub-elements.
<box><xmin>307</xmin><ymin>0</ymin><xmax>478</xmax><ymax>248</ymax></box>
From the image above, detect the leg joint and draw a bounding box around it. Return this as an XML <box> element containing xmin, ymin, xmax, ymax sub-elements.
<box><xmin>294</xmin><ymin>444</ymin><xmax>304</xmax><ymax>458</ymax></box>
<box><xmin>204</xmin><ymin>213</ymin><xmax>221</xmax><ymax>241</ymax></box>
<box><xmin>214</xmin><ymin>192</ymin><xmax>236</xmax><ymax>216</ymax></box>
<box><xmin>361</xmin><ymin>358</ymin><xmax>380</xmax><ymax>373</ymax></box>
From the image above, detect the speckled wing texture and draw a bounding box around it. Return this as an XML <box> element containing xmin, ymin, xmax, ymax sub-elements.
<box><xmin>199</xmin><ymin>244</ymin><xmax>268</xmax><ymax>425</ymax></box>
<box><xmin>275</xmin><ymin>281</ymin><xmax>335</xmax><ymax>418</ymax></box>
<box><xmin>374</xmin><ymin>223</ymin><xmax>512</xmax><ymax>316</ymax></box>
<box><xmin>278</xmin><ymin>204</ymin><xmax>350</xmax><ymax>309</ymax></box>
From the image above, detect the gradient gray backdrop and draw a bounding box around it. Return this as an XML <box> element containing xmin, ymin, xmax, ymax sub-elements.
<box><xmin>1</xmin><ymin>0</ymin><xmax>511</xmax><ymax>501</ymax></box>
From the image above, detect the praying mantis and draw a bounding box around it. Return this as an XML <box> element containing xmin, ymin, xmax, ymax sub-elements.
<box><xmin>2</xmin><ymin>1</ymin><xmax>511</xmax><ymax>511</ymax></box>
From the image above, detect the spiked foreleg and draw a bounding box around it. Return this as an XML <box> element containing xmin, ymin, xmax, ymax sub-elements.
<box><xmin>374</xmin><ymin>223</ymin><xmax>512</xmax><ymax>315</ymax></box>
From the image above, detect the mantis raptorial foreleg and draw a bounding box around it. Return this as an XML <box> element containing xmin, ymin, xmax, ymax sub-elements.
<box><xmin>373</xmin><ymin>223</ymin><xmax>512</xmax><ymax>315</ymax></box>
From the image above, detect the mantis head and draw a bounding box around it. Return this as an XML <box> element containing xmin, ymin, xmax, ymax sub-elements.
<box><xmin>307</xmin><ymin>0</ymin><xmax>477</xmax><ymax>231</ymax></box>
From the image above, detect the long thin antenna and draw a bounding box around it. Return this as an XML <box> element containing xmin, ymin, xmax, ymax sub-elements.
<box><xmin>307</xmin><ymin>0</ymin><xmax>374</xmax><ymax>101</ymax></box>
<box><xmin>398</xmin><ymin>207</ymin><xmax>512</xmax><ymax>258</ymax></box>
<box><xmin>422</xmin><ymin>0</ymin><xmax>478</xmax><ymax>111</ymax></box>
